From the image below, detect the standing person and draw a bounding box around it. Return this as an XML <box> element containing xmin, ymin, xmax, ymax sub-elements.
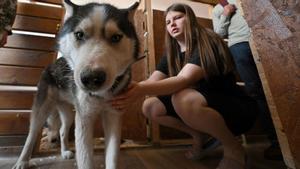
<box><xmin>212</xmin><ymin>0</ymin><xmax>283</xmax><ymax>160</ymax></box>
<box><xmin>0</xmin><ymin>0</ymin><xmax>17</xmax><ymax>47</ymax></box>
<box><xmin>112</xmin><ymin>3</ymin><xmax>257</xmax><ymax>168</ymax></box>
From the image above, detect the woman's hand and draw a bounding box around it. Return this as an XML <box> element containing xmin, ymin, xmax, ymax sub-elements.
<box><xmin>109</xmin><ymin>81</ymin><xmax>144</xmax><ymax>111</ymax></box>
<box><xmin>222</xmin><ymin>4</ymin><xmax>236</xmax><ymax>16</ymax></box>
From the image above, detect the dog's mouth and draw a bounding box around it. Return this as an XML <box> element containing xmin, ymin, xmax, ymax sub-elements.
<box><xmin>87</xmin><ymin>56</ymin><xmax>145</xmax><ymax>98</ymax></box>
<box><xmin>88</xmin><ymin>69</ymin><xmax>130</xmax><ymax>98</ymax></box>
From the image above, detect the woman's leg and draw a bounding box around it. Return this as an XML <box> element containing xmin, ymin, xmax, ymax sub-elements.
<box><xmin>172</xmin><ymin>89</ymin><xmax>246</xmax><ymax>165</ymax></box>
<box><xmin>142</xmin><ymin>97</ymin><xmax>206</xmax><ymax>157</ymax></box>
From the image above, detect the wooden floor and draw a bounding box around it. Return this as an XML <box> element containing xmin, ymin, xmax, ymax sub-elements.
<box><xmin>0</xmin><ymin>141</ymin><xmax>287</xmax><ymax>169</ymax></box>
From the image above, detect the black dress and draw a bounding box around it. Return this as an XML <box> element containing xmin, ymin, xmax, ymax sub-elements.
<box><xmin>156</xmin><ymin>51</ymin><xmax>258</xmax><ymax>135</ymax></box>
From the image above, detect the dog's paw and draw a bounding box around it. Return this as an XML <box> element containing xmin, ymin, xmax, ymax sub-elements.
<box><xmin>12</xmin><ymin>161</ymin><xmax>29</xmax><ymax>169</ymax></box>
<box><xmin>61</xmin><ymin>150</ymin><xmax>74</xmax><ymax>159</ymax></box>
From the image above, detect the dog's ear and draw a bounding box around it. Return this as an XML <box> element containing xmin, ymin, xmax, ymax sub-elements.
<box><xmin>63</xmin><ymin>0</ymin><xmax>78</xmax><ymax>21</ymax></box>
<box><xmin>125</xmin><ymin>1</ymin><xmax>139</xmax><ymax>23</ymax></box>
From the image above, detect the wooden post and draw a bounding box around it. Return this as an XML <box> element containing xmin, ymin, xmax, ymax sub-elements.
<box><xmin>238</xmin><ymin>0</ymin><xmax>300</xmax><ymax>168</ymax></box>
<box><xmin>145</xmin><ymin>0</ymin><xmax>161</xmax><ymax>145</ymax></box>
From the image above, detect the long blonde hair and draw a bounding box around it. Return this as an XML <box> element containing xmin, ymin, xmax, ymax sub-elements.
<box><xmin>165</xmin><ymin>3</ymin><xmax>234</xmax><ymax>78</ymax></box>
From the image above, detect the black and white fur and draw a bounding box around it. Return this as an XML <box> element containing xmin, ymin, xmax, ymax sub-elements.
<box><xmin>13</xmin><ymin>1</ymin><xmax>140</xmax><ymax>169</ymax></box>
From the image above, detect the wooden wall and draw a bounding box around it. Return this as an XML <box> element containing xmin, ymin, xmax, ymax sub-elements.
<box><xmin>0</xmin><ymin>0</ymin><xmax>148</xmax><ymax>146</ymax></box>
<box><xmin>239</xmin><ymin>0</ymin><xmax>300</xmax><ymax>168</ymax></box>
<box><xmin>0</xmin><ymin>0</ymin><xmax>63</xmax><ymax>137</ymax></box>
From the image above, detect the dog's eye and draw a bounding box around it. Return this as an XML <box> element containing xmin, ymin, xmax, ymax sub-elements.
<box><xmin>110</xmin><ymin>34</ymin><xmax>123</xmax><ymax>43</ymax></box>
<box><xmin>74</xmin><ymin>31</ymin><xmax>85</xmax><ymax>41</ymax></box>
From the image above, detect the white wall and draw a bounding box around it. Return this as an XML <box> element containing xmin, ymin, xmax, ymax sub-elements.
<box><xmin>152</xmin><ymin>0</ymin><xmax>213</xmax><ymax>19</ymax></box>
<box><xmin>70</xmin><ymin>0</ymin><xmax>212</xmax><ymax>19</ymax></box>
<box><xmin>71</xmin><ymin>0</ymin><xmax>138</xmax><ymax>8</ymax></box>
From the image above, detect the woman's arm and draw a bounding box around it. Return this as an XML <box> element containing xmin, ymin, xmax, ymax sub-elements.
<box><xmin>110</xmin><ymin>64</ymin><xmax>205</xmax><ymax>110</ymax></box>
<box><xmin>139</xmin><ymin>63</ymin><xmax>205</xmax><ymax>96</ymax></box>
<box><xmin>145</xmin><ymin>70</ymin><xmax>167</xmax><ymax>82</ymax></box>
<box><xmin>109</xmin><ymin>70</ymin><xmax>166</xmax><ymax>108</ymax></box>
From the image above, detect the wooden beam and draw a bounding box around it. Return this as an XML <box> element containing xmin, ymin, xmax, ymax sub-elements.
<box><xmin>0</xmin><ymin>91</ymin><xmax>35</xmax><ymax>109</ymax></box>
<box><xmin>145</xmin><ymin>0</ymin><xmax>161</xmax><ymax>144</ymax></box>
<box><xmin>0</xmin><ymin>48</ymin><xmax>56</xmax><ymax>68</ymax></box>
<box><xmin>0</xmin><ymin>111</ymin><xmax>30</xmax><ymax>135</ymax></box>
<box><xmin>188</xmin><ymin>0</ymin><xmax>218</xmax><ymax>5</ymax></box>
<box><xmin>17</xmin><ymin>2</ymin><xmax>63</xmax><ymax>20</ymax></box>
<box><xmin>31</xmin><ymin>0</ymin><xmax>62</xmax><ymax>5</ymax></box>
<box><xmin>238</xmin><ymin>0</ymin><xmax>300</xmax><ymax>168</ymax></box>
<box><xmin>5</xmin><ymin>34</ymin><xmax>56</xmax><ymax>52</ymax></box>
<box><xmin>13</xmin><ymin>15</ymin><xmax>61</xmax><ymax>34</ymax></box>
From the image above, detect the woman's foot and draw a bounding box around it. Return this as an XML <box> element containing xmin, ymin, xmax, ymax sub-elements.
<box><xmin>185</xmin><ymin>135</ymin><xmax>203</xmax><ymax>160</ymax></box>
<box><xmin>216</xmin><ymin>154</ymin><xmax>249</xmax><ymax>169</ymax></box>
<box><xmin>220</xmin><ymin>144</ymin><xmax>247</xmax><ymax>168</ymax></box>
<box><xmin>185</xmin><ymin>135</ymin><xmax>220</xmax><ymax>160</ymax></box>
<box><xmin>185</xmin><ymin>148</ymin><xmax>205</xmax><ymax>160</ymax></box>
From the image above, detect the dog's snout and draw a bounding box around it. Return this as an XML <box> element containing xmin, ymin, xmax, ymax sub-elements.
<box><xmin>80</xmin><ymin>69</ymin><xmax>106</xmax><ymax>90</ymax></box>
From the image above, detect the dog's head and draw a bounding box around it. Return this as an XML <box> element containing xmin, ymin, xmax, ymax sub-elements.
<box><xmin>58</xmin><ymin>0</ymin><xmax>140</xmax><ymax>97</ymax></box>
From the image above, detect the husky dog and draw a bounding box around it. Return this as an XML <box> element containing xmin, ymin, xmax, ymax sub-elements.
<box><xmin>13</xmin><ymin>1</ymin><xmax>140</xmax><ymax>169</ymax></box>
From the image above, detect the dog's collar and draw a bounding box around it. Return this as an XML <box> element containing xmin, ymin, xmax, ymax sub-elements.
<box><xmin>135</xmin><ymin>55</ymin><xmax>146</xmax><ymax>62</ymax></box>
<box><xmin>109</xmin><ymin>55</ymin><xmax>145</xmax><ymax>95</ymax></box>
<box><xmin>110</xmin><ymin>68</ymin><xmax>131</xmax><ymax>96</ymax></box>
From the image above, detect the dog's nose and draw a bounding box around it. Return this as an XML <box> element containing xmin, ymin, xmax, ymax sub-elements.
<box><xmin>80</xmin><ymin>69</ymin><xmax>106</xmax><ymax>90</ymax></box>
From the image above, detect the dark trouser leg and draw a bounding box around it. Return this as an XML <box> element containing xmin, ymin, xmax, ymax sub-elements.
<box><xmin>229</xmin><ymin>42</ymin><xmax>278</xmax><ymax>144</ymax></box>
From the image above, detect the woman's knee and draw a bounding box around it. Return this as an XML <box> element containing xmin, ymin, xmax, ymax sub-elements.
<box><xmin>171</xmin><ymin>89</ymin><xmax>207</xmax><ymax>117</ymax></box>
<box><xmin>142</xmin><ymin>97</ymin><xmax>166</xmax><ymax>120</ymax></box>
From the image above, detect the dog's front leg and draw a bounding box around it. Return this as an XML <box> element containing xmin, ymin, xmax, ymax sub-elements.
<box><xmin>102</xmin><ymin>110</ymin><xmax>122</xmax><ymax>169</ymax></box>
<box><xmin>75</xmin><ymin>103</ymin><xmax>96</xmax><ymax>169</ymax></box>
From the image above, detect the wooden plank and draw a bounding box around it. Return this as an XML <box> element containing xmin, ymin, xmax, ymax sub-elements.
<box><xmin>239</xmin><ymin>0</ymin><xmax>300</xmax><ymax>168</ymax></box>
<box><xmin>145</xmin><ymin>3</ymin><xmax>161</xmax><ymax>144</ymax></box>
<box><xmin>153</xmin><ymin>10</ymin><xmax>166</xmax><ymax>67</ymax></box>
<box><xmin>32</xmin><ymin>0</ymin><xmax>62</xmax><ymax>5</ymax></box>
<box><xmin>13</xmin><ymin>15</ymin><xmax>61</xmax><ymax>34</ymax></box>
<box><xmin>124</xmin><ymin>10</ymin><xmax>147</xmax><ymax>141</ymax></box>
<box><xmin>146</xmin><ymin>1</ymin><xmax>156</xmax><ymax>73</ymax></box>
<box><xmin>0</xmin><ymin>145</ymin><xmax>288</xmax><ymax>169</ymax></box>
<box><xmin>0</xmin><ymin>111</ymin><xmax>30</xmax><ymax>135</ymax></box>
<box><xmin>0</xmin><ymin>48</ymin><xmax>56</xmax><ymax>67</ymax></box>
<box><xmin>0</xmin><ymin>91</ymin><xmax>35</xmax><ymax>109</ymax></box>
<box><xmin>17</xmin><ymin>2</ymin><xmax>63</xmax><ymax>20</ymax></box>
<box><xmin>0</xmin><ymin>135</ymin><xmax>27</xmax><ymax>146</ymax></box>
<box><xmin>190</xmin><ymin>0</ymin><xmax>218</xmax><ymax>5</ymax></box>
<box><xmin>5</xmin><ymin>34</ymin><xmax>56</xmax><ymax>52</ymax></box>
<box><xmin>197</xmin><ymin>17</ymin><xmax>213</xmax><ymax>29</ymax></box>
<box><xmin>0</xmin><ymin>66</ymin><xmax>43</xmax><ymax>85</ymax></box>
